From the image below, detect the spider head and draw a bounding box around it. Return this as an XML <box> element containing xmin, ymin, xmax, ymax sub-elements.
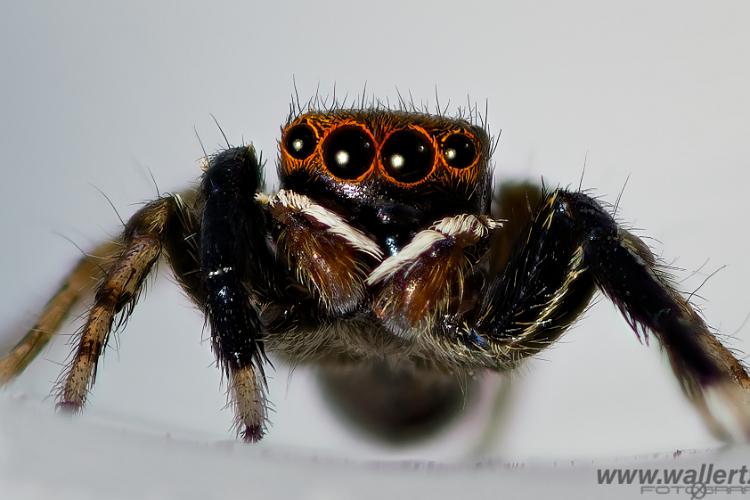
<box><xmin>278</xmin><ymin>109</ymin><xmax>494</xmax><ymax>253</ymax></box>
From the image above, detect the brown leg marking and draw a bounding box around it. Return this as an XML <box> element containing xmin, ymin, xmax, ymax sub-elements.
<box><xmin>56</xmin><ymin>197</ymin><xmax>177</xmax><ymax>411</ymax></box>
<box><xmin>0</xmin><ymin>241</ymin><xmax>120</xmax><ymax>384</ymax></box>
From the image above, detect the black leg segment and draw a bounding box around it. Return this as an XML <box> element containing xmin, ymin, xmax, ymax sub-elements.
<box><xmin>474</xmin><ymin>189</ymin><xmax>750</xmax><ymax>440</ymax></box>
<box><xmin>200</xmin><ymin>146</ymin><xmax>276</xmax><ymax>441</ymax></box>
<box><xmin>473</xmin><ymin>190</ymin><xmax>596</xmax><ymax>353</ymax></box>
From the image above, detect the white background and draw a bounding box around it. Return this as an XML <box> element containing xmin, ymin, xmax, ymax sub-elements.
<box><xmin>1</xmin><ymin>0</ymin><xmax>749</xmax><ymax>497</ymax></box>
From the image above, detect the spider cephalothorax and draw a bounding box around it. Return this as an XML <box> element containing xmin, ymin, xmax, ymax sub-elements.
<box><xmin>2</xmin><ymin>105</ymin><xmax>750</xmax><ymax>444</ymax></box>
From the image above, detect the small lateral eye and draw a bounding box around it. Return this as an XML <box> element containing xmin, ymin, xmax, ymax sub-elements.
<box><xmin>322</xmin><ymin>125</ymin><xmax>375</xmax><ymax>179</ymax></box>
<box><xmin>284</xmin><ymin>123</ymin><xmax>318</xmax><ymax>160</ymax></box>
<box><xmin>442</xmin><ymin>133</ymin><xmax>477</xmax><ymax>169</ymax></box>
<box><xmin>381</xmin><ymin>129</ymin><xmax>435</xmax><ymax>183</ymax></box>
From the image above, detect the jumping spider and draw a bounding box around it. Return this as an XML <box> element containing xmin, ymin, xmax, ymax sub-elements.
<box><xmin>2</xmin><ymin>105</ymin><xmax>749</xmax><ymax>444</ymax></box>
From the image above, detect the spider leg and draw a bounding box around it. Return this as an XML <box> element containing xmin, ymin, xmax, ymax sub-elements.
<box><xmin>470</xmin><ymin>189</ymin><xmax>750</xmax><ymax>441</ymax></box>
<box><xmin>0</xmin><ymin>189</ymin><xmax>201</xmax><ymax>388</ymax></box>
<box><xmin>0</xmin><ymin>241</ymin><xmax>119</xmax><ymax>384</ymax></box>
<box><xmin>200</xmin><ymin>146</ymin><xmax>277</xmax><ymax>442</ymax></box>
<box><xmin>55</xmin><ymin>194</ymin><xmax>192</xmax><ymax>410</ymax></box>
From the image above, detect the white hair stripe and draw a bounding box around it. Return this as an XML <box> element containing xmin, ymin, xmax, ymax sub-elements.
<box><xmin>266</xmin><ymin>189</ymin><xmax>383</xmax><ymax>259</ymax></box>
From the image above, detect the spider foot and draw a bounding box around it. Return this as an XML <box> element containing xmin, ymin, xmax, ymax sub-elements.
<box><xmin>241</xmin><ymin>424</ymin><xmax>265</xmax><ymax>443</ymax></box>
<box><xmin>229</xmin><ymin>365</ymin><xmax>267</xmax><ymax>444</ymax></box>
<box><xmin>55</xmin><ymin>400</ymin><xmax>82</xmax><ymax>415</ymax></box>
<box><xmin>697</xmin><ymin>378</ymin><xmax>750</xmax><ymax>442</ymax></box>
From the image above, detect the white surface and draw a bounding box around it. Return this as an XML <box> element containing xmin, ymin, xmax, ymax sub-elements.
<box><xmin>3</xmin><ymin>399</ymin><xmax>749</xmax><ymax>500</ymax></box>
<box><xmin>1</xmin><ymin>0</ymin><xmax>750</xmax><ymax>497</ymax></box>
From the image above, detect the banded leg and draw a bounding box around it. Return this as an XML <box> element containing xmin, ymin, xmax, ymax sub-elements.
<box><xmin>200</xmin><ymin>146</ymin><xmax>275</xmax><ymax>442</ymax></box>
<box><xmin>471</xmin><ymin>189</ymin><xmax>750</xmax><ymax>440</ymax></box>
<box><xmin>56</xmin><ymin>196</ymin><xmax>183</xmax><ymax>410</ymax></box>
<box><xmin>0</xmin><ymin>241</ymin><xmax>119</xmax><ymax>384</ymax></box>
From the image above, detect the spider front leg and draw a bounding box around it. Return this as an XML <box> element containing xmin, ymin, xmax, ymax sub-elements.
<box><xmin>203</xmin><ymin>158</ymin><xmax>384</xmax><ymax>440</ymax></box>
<box><xmin>468</xmin><ymin>189</ymin><xmax>750</xmax><ymax>441</ymax></box>
<box><xmin>200</xmin><ymin>146</ymin><xmax>278</xmax><ymax>442</ymax></box>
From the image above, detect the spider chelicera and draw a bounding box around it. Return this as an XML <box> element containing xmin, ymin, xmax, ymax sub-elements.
<box><xmin>1</xmin><ymin>105</ymin><xmax>749</xmax><ymax>443</ymax></box>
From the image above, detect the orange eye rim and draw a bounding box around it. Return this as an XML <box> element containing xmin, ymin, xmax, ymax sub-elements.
<box><xmin>281</xmin><ymin>117</ymin><xmax>485</xmax><ymax>187</ymax></box>
<box><xmin>438</xmin><ymin>129</ymin><xmax>481</xmax><ymax>173</ymax></box>
<box><xmin>280</xmin><ymin>119</ymin><xmax>322</xmax><ymax>169</ymax></box>
<box><xmin>377</xmin><ymin>125</ymin><xmax>439</xmax><ymax>188</ymax></box>
<box><xmin>317</xmin><ymin>120</ymin><xmax>377</xmax><ymax>184</ymax></box>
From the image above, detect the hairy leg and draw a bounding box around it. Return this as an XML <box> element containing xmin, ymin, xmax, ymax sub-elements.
<box><xmin>200</xmin><ymin>146</ymin><xmax>276</xmax><ymax>442</ymax></box>
<box><xmin>470</xmin><ymin>189</ymin><xmax>750</xmax><ymax>440</ymax></box>
<box><xmin>56</xmin><ymin>195</ymin><xmax>190</xmax><ymax>410</ymax></box>
<box><xmin>0</xmin><ymin>241</ymin><xmax>119</xmax><ymax>384</ymax></box>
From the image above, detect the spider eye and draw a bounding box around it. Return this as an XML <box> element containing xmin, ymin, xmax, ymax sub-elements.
<box><xmin>322</xmin><ymin>125</ymin><xmax>375</xmax><ymax>179</ymax></box>
<box><xmin>380</xmin><ymin>129</ymin><xmax>435</xmax><ymax>183</ymax></box>
<box><xmin>442</xmin><ymin>133</ymin><xmax>477</xmax><ymax>169</ymax></box>
<box><xmin>284</xmin><ymin>123</ymin><xmax>318</xmax><ymax>160</ymax></box>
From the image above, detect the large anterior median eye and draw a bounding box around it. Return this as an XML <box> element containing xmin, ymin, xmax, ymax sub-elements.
<box><xmin>442</xmin><ymin>133</ymin><xmax>477</xmax><ymax>169</ymax></box>
<box><xmin>322</xmin><ymin>125</ymin><xmax>375</xmax><ymax>179</ymax></box>
<box><xmin>380</xmin><ymin>129</ymin><xmax>435</xmax><ymax>183</ymax></box>
<box><xmin>284</xmin><ymin>123</ymin><xmax>318</xmax><ymax>160</ymax></box>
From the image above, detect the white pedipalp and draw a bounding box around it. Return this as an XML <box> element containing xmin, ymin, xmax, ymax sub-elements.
<box><xmin>430</xmin><ymin>214</ymin><xmax>503</xmax><ymax>239</ymax></box>
<box><xmin>367</xmin><ymin>214</ymin><xmax>502</xmax><ymax>285</ymax></box>
<box><xmin>264</xmin><ymin>189</ymin><xmax>383</xmax><ymax>260</ymax></box>
<box><xmin>366</xmin><ymin>230</ymin><xmax>445</xmax><ymax>285</ymax></box>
